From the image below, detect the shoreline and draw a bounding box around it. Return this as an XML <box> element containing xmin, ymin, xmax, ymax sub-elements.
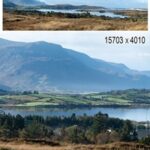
<box><xmin>1</xmin><ymin>103</ymin><xmax>150</xmax><ymax>109</ymax></box>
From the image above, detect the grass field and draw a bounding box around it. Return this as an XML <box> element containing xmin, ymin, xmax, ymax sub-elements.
<box><xmin>3</xmin><ymin>10</ymin><xmax>148</xmax><ymax>30</ymax></box>
<box><xmin>0</xmin><ymin>89</ymin><xmax>150</xmax><ymax>107</ymax></box>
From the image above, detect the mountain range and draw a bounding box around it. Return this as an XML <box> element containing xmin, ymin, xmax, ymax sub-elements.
<box><xmin>0</xmin><ymin>38</ymin><xmax>150</xmax><ymax>92</ymax></box>
<box><xmin>4</xmin><ymin>0</ymin><xmax>46</xmax><ymax>7</ymax></box>
<box><xmin>3</xmin><ymin>0</ymin><xmax>106</xmax><ymax>10</ymax></box>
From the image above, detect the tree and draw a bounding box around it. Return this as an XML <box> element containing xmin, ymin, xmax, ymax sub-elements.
<box><xmin>140</xmin><ymin>136</ymin><xmax>150</xmax><ymax>145</ymax></box>
<box><xmin>120</xmin><ymin>120</ymin><xmax>134</xmax><ymax>141</ymax></box>
<box><xmin>91</xmin><ymin>112</ymin><xmax>108</xmax><ymax>135</ymax></box>
<box><xmin>20</xmin><ymin>122</ymin><xmax>53</xmax><ymax>139</ymax></box>
<box><xmin>65</xmin><ymin>125</ymin><xmax>87</xmax><ymax>143</ymax></box>
<box><xmin>33</xmin><ymin>91</ymin><xmax>39</xmax><ymax>94</ymax></box>
<box><xmin>14</xmin><ymin>114</ymin><xmax>24</xmax><ymax>130</ymax></box>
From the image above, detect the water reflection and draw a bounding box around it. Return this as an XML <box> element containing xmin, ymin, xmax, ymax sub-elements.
<box><xmin>38</xmin><ymin>9</ymin><xmax>127</xmax><ymax>18</ymax></box>
<box><xmin>2</xmin><ymin>107</ymin><xmax>150</xmax><ymax>122</ymax></box>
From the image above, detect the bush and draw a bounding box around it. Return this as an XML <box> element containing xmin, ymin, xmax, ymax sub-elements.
<box><xmin>19</xmin><ymin>122</ymin><xmax>53</xmax><ymax>139</ymax></box>
<box><xmin>65</xmin><ymin>125</ymin><xmax>87</xmax><ymax>143</ymax></box>
<box><xmin>140</xmin><ymin>136</ymin><xmax>150</xmax><ymax>145</ymax></box>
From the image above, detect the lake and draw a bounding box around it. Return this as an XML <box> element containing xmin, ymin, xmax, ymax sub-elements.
<box><xmin>37</xmin><ymin>9</ymin><xmax>127</xmax><ymax>18</ymax></box>
<box><xmin>1</xmin><ymin>107</ymin><xmax>150</xmax><ymax>122</ymax></box>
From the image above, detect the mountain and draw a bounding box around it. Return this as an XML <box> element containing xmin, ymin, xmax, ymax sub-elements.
<box><xmin>0</xmin><ymin>84</ymin><xmax>10</xmax><ymax>91</ymax></box>
<box><xmin>0</xmin><ymin>38</ymin><xmax>25</xmax><ymax>48</ymax></box>
<box><xmin>6</xmin><ymin>0</ymin><xmax>46</xmax><ymax>6</ymax></box>
<box><xmin>0</xmin><ymin>38</ymin><xmax>150</xmax><ymax>92</ymax></box>
<box><xmin>3</xmin><ymin>0</ymin><xmax>17</xmax><ymax>8</ymax></box>
<box><xmin>3</xmin><ymin>1</ymin><xmax>106</xmax><ymax>10</ymax></box>
<box><xmin>140</xmin><ymin>71</ymin><xmax>150</xmax><ymax>77</ymax></box>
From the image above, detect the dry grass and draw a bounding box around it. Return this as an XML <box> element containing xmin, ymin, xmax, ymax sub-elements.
<box><xmin>3</xmin><ymin>11</ymin><xmax>148</xmax><ymax>30</ymax></box>
<box><xmin>0</xmin><ymin>141</ymin><xmax>150</xmax><ymax>150</ymax></box>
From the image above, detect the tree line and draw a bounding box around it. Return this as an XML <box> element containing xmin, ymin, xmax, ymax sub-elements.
<box><xmin>0</xmin><ymin>112</ymin><xmax>139</xmax><ymax>144</ymax></box>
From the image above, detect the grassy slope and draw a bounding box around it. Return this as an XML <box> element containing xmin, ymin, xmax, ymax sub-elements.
<box><xmin>0</xmin><ymin>89</ymin><xmax>150</xmax><ymax>107</ymax></box>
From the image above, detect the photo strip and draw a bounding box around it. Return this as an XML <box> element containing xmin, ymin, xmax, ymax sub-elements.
<box><xmin>3</xmin><ymin>0</ymin><xmax>148</xmax><ymax>30</ymax></box>
<box><xmin>0</xmin><ymin>0</ymin><xmax>150</xmax><ymax>150</ymax></box>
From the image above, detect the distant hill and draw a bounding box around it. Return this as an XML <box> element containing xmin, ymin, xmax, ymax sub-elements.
<box><xmin>140</xmin><ymin>71</ymin><xmax>150</xmax><ymax>77</ymax></box>
<box><xmin>0</xmin><ymin>84</ymin><xmax>10</xmax><ymax>91</ymax></box>
<box><xmin>0</xmin><ymin>38</ymin><xmax>150</xmax><ymax>92</ymax></box>
<box><xmin>0</xmin><ymin>38</ymin><xmax>25</xmax><ymax>47</ymax></box>
<box><xmin>0</xmin><ymin>89</ymin><xmax>8</xmax><ymax>95</ymax></box>
<box><xmin>3</xmin><ymin>1</ymin><xmax>106</xmax><ymax>10</ymax></box>
<box><xmin>3</xmin><ymin>0</ymin><xmax>17</xmax><ymax>8</ymax></box>
<box><xmin>5</xmin><ymin>0</ymin><xmax>46</xmax><ymax>6</ymax></box>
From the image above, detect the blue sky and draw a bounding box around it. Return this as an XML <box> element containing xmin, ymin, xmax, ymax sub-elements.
<box><xmin>39</xmin><ymin>0</ymin><xmax>148</xmax><ymax>8</ymax></box>
<box><xmin>0</xmin><ymin>32</ymin><xmax>150</xmax><ymax>71</ymax></box>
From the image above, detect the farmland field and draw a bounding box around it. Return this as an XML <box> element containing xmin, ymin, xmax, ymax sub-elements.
<box><xmin>1</xmin><ymin>89</ymin><xmax>150</xmax><ymax>107</ymax></box>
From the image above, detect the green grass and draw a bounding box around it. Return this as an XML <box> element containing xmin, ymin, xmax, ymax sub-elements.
<box><xmin>106</xmin><ymin>97</ymin><xmax>129</xmax><ymax>105</ymax></box>
<box><xmin>0</xmin><ymin>89</ymin><xmax>150</xmax><ymax>107</ymax></box>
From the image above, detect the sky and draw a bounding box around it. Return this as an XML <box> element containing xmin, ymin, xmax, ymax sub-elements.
<box><xmin>0</xmin><ymin>31</ymin><xmax>150</xmax><ymax>71</ymax></box>
<box><xmin>39</xmin><ymin>0</ymin><xmax>148</xmax><ymax>8</ymax></box>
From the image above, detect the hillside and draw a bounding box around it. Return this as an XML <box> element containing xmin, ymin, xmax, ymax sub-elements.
<box><xmin>0</xmin><ymin>84</ymin><xmax>10</xmax><ymax>91</ymax></box>
<box><xmin>0</xmin><ymin>38</ymin><xmax>150</xmax><ymax>92</ymax></box>
<box><xmin>3</xmin><ymin>1</ymin><xmax>106</xmax><ymax>10</ymax></box>
<box><xmin>6</xmin><ymin>0</ymin><xmax>46</xmax><ymax>6</ymax></box>
<box><xmin>0</xmin><ymin>89</ymin><xmax>150</xmax><ymax>107</ymax></box>
<box><xmin>3</xmin><ymin>0</ymin><xmax>17</xmax><ymax>8</ymax></box>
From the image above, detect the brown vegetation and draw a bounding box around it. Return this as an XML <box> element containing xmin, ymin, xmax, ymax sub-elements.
<box><xmin>0</xmin><ymin>141</ymin><xmax>150</xmax><ymax>150</ymax></box>
<box><xmin>3</xmin><ymin>11</ymin><xmax>147</xmax><ymax>30</ymax></box>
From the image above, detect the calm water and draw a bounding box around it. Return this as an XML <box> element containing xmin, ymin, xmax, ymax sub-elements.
<box><xmin>37</xmin><ymin>9</ymin><xmax>127</xmax><ymax>18</ymax></box>
<box><xmin>1</xmin><ymin>107</ymin><xmax>150</xmax><ymax>122</ymax></box>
